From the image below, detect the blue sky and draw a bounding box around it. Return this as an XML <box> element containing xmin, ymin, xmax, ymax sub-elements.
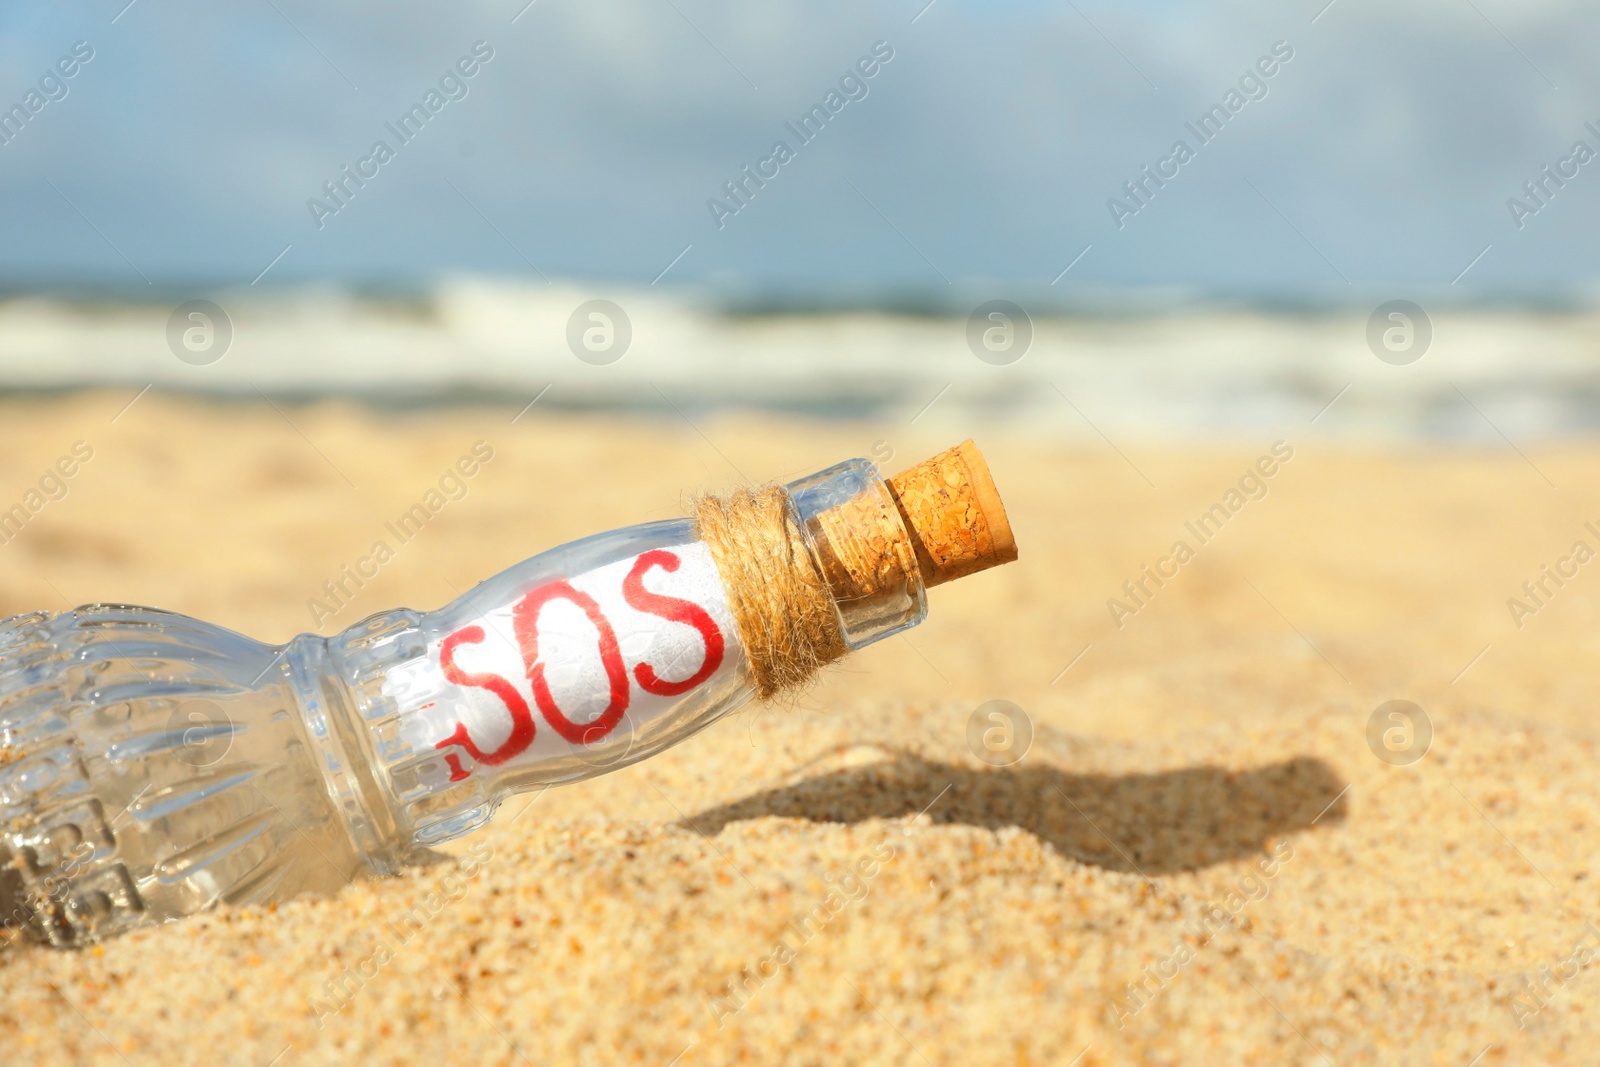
<box><xmin>0</xmin><ymin>0</ymin><xmax>1596</xmax><ymax>300</ymax></box>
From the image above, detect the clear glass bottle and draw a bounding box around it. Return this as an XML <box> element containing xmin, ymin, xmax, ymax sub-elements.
<box><xmin>0</xmin><ymin>458</ymin><xmax>957</xmax><ymax>947</ymax></box>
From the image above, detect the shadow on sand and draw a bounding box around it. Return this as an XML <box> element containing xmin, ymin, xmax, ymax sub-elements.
<box><xmin>683</xmin><ymin>751</ymin><xmax>1347</xmax><ymax>875</ymax></box>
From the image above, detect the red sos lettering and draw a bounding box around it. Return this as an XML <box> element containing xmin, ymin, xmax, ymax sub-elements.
<box><xmin>623</xmin><ymin>550</ymin><xmax>724</xmax><ymax>695</ymax></box>
<box><xmin>435</xmin><ymin>625</ymin><xmax>535</xmax><ymax>777</ymax></box>
<box><xmin>434</xmin><ymin>549</ymin><xmax>726</xmax><ymax>777</ymax></box>
<box><xmin>514</xmin><ymin>580</ymin><xmax>629</xmax><ymax>746</ymax></box>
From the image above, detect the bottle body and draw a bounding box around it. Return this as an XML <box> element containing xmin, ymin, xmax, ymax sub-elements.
<box><xmin>344</xmin><ymin>455</ymin><xmax>929</xmax><ymax>849</ymax></box>
<box><xmin>338</xmin><ymin>517</ymin><xmax>763</xmax><ymax>851</ymax></box>
<box><xmin>0</xmin><ymin>459</ymin><xmax>929</xmax><ymax>945</ymax></box>
<box><xmin>0</xmin><ymin>609</ymin><xmax>365</xmax><ymax>946</ymax></box>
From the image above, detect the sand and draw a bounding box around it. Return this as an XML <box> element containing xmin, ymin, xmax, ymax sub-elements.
<box><xmin>2</xmin><ymin>392</ymin><xmax>1599</xmax><ymax>1065</ymax></box>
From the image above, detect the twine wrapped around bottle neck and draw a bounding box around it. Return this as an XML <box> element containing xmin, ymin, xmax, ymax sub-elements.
<box><xmin>693</xmin><ymin>441</ymin><xmax>1017</xmax><ymax>700</ymax></box>
<box><xmin>692</xmin><ymin>485</ymin><xmax>847</xmax><ymax>699</ymax></box>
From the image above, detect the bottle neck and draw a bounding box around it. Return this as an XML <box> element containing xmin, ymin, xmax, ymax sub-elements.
<box><xmin>783</xmin><ymin>458</ymin><xmax>928</xmax><ymax>650</ymax></box>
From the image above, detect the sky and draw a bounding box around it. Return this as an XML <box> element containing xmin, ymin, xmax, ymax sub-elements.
<box><xmin>0</xmin><ymin>0</ymin><xmax>1596</xmax><ymax>302</ymax></box>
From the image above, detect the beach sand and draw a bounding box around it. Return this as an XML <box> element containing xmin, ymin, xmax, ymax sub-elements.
<box><xmin>2</xmin><ymin>392</ymin><xmax>1599</xmax><ymax>1065</ymax></box>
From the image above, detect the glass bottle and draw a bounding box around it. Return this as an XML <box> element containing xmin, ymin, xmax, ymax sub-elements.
<box><xmin>0</xmin><ymin>445</ymin><xmax>1014</xmax><ymax>947</ymax></box>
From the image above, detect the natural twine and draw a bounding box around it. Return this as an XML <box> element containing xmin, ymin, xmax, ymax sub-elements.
<box><xmin>693</xmin><ymin>485</ymin><xmax>848</xmax><ymax>700</ymax></box>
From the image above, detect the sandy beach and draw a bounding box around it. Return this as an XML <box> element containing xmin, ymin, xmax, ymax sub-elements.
<box><xmin>3</xmin><ymin>392</ymin><xmax>1599</xmax><ymax>1065</ymax></box>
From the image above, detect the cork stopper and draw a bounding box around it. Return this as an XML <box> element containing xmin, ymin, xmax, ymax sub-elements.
<box><xmin>886</xmin><ymin>440</ymin><xmax>1017</xmax><ymax>588</ymax></box>
<box><xmin>806</xmin><ymin>440</ymin><xmax>1016</xmax><ymax>605</ymax></box>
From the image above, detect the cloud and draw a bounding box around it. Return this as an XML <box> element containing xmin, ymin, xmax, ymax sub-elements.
<box><xmin>1</xmin><ymin>0</ymin><xmax>1595</xmax><ymax>297</ymax></box>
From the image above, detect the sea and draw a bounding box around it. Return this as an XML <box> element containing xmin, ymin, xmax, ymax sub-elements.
<box><xmin>2</xmin><ymin>279</ymin><xmax>1598</xmax><ymax>443</ymax></box>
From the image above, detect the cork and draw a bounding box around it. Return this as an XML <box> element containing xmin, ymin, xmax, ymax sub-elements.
<box><xmin>807</xmin><ymin>483</ymin><xmax>922</xmax><ymax>603</ymax></box>
<box><xmin>808</xmin><ymin>440</ymin><xmax>1017</xmax><ymax>602</ymax></box>
<box><xmin>887</xmin><ymin>439</ymin><xmax>1017</xmax><ymax>587</ymax></box>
